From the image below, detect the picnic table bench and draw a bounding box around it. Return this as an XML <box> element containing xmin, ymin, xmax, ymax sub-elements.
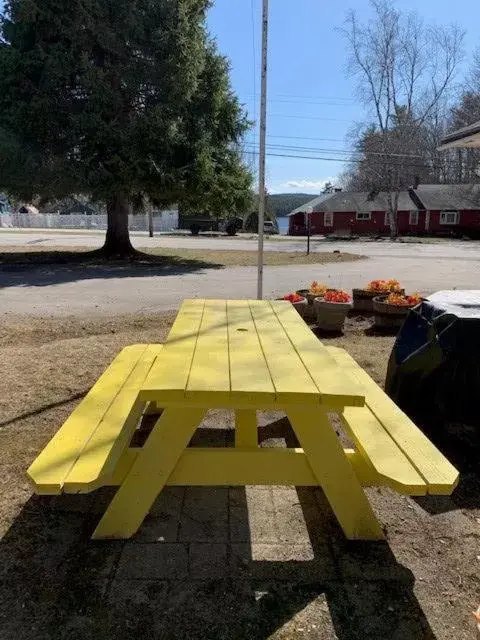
<box><xmin>27</xmin><ymin>299</ymin><xmax>458</xmax><ymax>541</ymax></box>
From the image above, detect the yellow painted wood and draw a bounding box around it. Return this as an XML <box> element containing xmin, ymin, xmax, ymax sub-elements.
<box><xmin>341</xmin><ymin>406</ymin><xmax>427</xmax><ymax>496</ymax></box>
<box><xmin>271</xmin><ymin>300</ymin><xmax>364</xmax><ymax>409</ymax></box>
<box><xmin>92</xmin><ymin>407</ymin><xmax>205</xmax><ymax>539</ymax></box>
<box><xmin>186</xmin><ymin>300</ymin><xmax>230</xmax><ymax>403</ymax></box>
<box><xmin>144</xmin><ymin>401</ymin><xmax>163</xmax><ymax>416</ymax></box>
<box><xmin>105</xmin><ymin>447</ymin><xmax>379</xmax><ymax>488</ymax></box>
<box><xmin>249</xmin><ymin>300</ymin><xmax>319</xmax><ymax>404</ymax></box>
<box><xmin>140</xmin><ymin>299</ymin><xmax>205</xmax><ymax>403</ymax></box>
<box><xmin>227</xmin><ymin>300</ymin><xmax>276</xmax><ymax>404</ymax></box>
<box><xmin>345</xmin><ymin>449</ymin><xmax>379</xmax><ymax>487</ymax></box>
<box><xmin>63</xmin><ymin>345</ymin><xmax>163</xmax><ymax>493</ymax></box>
<box><xmin>287</xmin><ymin>407</ymin><xmax>385</xmax><ymax>540</ymax></box>
<box><xmin>235</xmin><ymin>410</ymin><xmax>258</xmax><ymax>448</ymax></box>
<box><xmin>26</xmin><ymin>344</ymin><xmax>149</xmax><ymax>495</ymax></box>
<box><xmin>326</xmin><ymin>346</ymin><xmax>459</xmax><ymax>494</ymax></box>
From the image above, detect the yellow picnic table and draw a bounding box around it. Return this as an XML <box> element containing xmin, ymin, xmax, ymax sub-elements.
<box><xmin>27</xmin><ymin>299</ymin><xmax>459</xmax><ymax>541</ymax></box>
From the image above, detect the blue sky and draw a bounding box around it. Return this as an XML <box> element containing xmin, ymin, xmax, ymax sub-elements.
<box><xmin>207</xmin><ymin>0</ymin><xmax>480</xmax><ymax>194</ymax></box>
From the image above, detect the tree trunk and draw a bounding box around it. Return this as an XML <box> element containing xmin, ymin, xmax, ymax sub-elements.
<box><xmin>148</xmin><ymin>203</ymin><xmax>154</xmax><ymax>238</ymax></box>
<box><xmin>388</xmin><ymin>208</ymin><xmax>398</xmax><ymax>239</ymax></box>
<box><xmin>102</xmin><ymin>192</ymin><xmax>135</xmax><ymax>257</ymax></box>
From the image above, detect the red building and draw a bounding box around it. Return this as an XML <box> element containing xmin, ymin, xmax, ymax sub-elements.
<box><xmin>413</xmin><ymin>184</ymin><xmax>480</xmax><ymax>237</ymax></box>
<box><xmin>288</xmin><ymin>185</ymin><xmax>480</xmax><ymax>238</ymax></box>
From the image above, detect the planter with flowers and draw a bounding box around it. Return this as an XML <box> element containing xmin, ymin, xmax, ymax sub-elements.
<box><xmin>314</xmin><ymin>290</ymin><xmax>352</xmax><ymax>332</ymax></box>
<box><xmin>353</xmin><ymin>279</ymin><xmax>404</xmax><ymax>313</ymax></box>
<box><xmin>373</xmin><ymin>292</ymin><xmax>422</xmax><ymax>329</ymax></box>
<box><xmin>295</xmin><ymin>281</ymin><xmax>330</xmax><ymax>321</ymax></box>
<box><xmin>280</xmin><ymin>292</ymin><xmax>308</xmax><ymax>318</ymax></box>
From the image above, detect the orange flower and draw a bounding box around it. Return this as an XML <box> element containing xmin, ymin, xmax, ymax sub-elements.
<box><xmin>367</xmin><ymin>279</ymin><xmax>401</xmax><ymax>293</ymax></box>
<box><xmin>283</xmin><ymin>293</ymin><xmax>304</xmax><ymax>303</ymax></box>
<box><xmin>406</xmin><ymin>293</ymin><xmax>422</xmax><ymax>306</ymax></box>
<box><xmin>385</xmin><ymin>292</ymin><xmax>420</xmax><ymax>307</ymax></box>
<box><xmin>324</xmin><ymin>290</ymin><xmax>351</xmax><ymax>303</ymax></box>
<box><xmin>309</xmin><ymin>281</ymin><xmax>328</xmax><ymax>295</ymax></box>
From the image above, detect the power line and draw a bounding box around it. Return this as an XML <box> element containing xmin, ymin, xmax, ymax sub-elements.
<box><xmin>243</xmin><ymin>142</ymin><xmax>428</xmax><ymax>159</ymax></box>
<box><xmin>244</xmin><ymin>134</ymin><xmax>346</xmax><ymax>143</ymax></box>
<box><xmin>245</xmin><ymin>91</ymin><xmax>355</xmax><ymax>102</ymax></box>
<box><xmin>243</xmin><ymin>96</ymin><xmax>357</xmax><ymax>107</ymax></box>
<box><xmin>243</xmin><ymin>148</ymin><xmax>444</xmax><ymax>170</ymax></box>
<box><xmin>265</xmin><ymin>134</ymin><xmax>346</xmax><ymax>142</ymax></box>
<box><xmin>267</xmin><ymin>113</ymin><xmax>353</xmax><ymax>122</ymax></box>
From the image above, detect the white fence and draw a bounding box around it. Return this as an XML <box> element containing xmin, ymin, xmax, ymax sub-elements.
<box><xmin>0</xmin><ymin>210</ymin><xmax>179</xmax><ymax>232</ymax></box>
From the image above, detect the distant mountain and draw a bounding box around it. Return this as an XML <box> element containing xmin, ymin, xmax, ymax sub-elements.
<box><xmin>267</xmin><ymin>193</ymin><xmax>316</xmax><ymax>217</ymax></box>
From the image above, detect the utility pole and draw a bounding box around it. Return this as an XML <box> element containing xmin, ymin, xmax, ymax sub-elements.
<box><xmin>257</xmin><ymin>0</ymin><xmax>269</xmax><ymax>300</ymax></box>
<box><xmin>305</xmin><ymin>206</ymin><xmax>313</xmax><ymax>255</ymax></box>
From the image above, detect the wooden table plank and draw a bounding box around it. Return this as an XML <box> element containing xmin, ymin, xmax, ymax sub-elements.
<box><xmin>63</xmin><ymin>344</ymin><xmax>163</xmax><ymax>492</ymax></box>
<box><xmin>186</xmin><ymin>300</ymin><xmax>230</xmax><ymax>402</ymax></box>
<box><xmin>27</xmin><ymin>345</ymin><xmax>148</xmax><ymax>494</ymax></box>
<box><xmin>341</xmin><ymin>406</ymin><xmax>427</xmax><ymax>495</ymax></box>
<box><xmin>328</xmin><ymin>347</ymin><xmax>459</xmax><ymax>494</ymax></box>
<box><xmin>140</xmin><ymin>299</ymin><xmax>205</xmax><ymax>402</ymax></box>
<box><xmin>249</xmin><ymin>300</ymin><xmax>319</xmax><ymax>404</ymax></box>
<box><xmin>227</xmin><ymin>300</ymin><xmax>276</xmax><ymax>404</ymax></box>
<box><xmin>271</xmin><ymin>300</ymin><xmax>365</xmax><ymax>408</ymax></box>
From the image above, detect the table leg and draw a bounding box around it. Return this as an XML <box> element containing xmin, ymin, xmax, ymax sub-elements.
<box><xmin>235</xmin><ymin>410</ymin><xmax>258</xmax><ymax>448</ymax></box>
<box><xmin>92</xmin><ymin>407</ymin><xmax>206</xmax><ymax>539</ymax></box>
<box><xmin>287</xmin><ymin>407</ymin><xmax>384</xmax><ymax>540</ymax></box>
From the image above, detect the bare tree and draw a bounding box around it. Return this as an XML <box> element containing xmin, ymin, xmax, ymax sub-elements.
<box><xmin>341</xmin><ymin>0</ymin><xmax>464</xmax><ymax>237</ymax></box>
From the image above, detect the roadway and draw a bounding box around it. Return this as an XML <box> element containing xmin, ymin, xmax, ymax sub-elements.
<box><xmin>1</xmin><ymin>229</ymin><xmax>480</xmax><ymax>315</ymax></box>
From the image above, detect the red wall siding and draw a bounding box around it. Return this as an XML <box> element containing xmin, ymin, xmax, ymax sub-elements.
<box><xmin>396</xmin><ymin>210</ymin><xmax>425</xmax><ymax>234</ymax></box>
<box><xmin>428</xmin><ymin>209</ymin><xmax>480</xmax><ymax>234</ymax></box>
<box><xmin>427</xmin><ymin>210</ymin><xmax>444</xmax><ymax>232</ymax></box>
<box><xmin>460</xmin><ymin>210</ymin><xmax>480</xmax><ymax>231</ymax></box>
<box><xmin>288</xmin><ymin>212</ymin><xmax>306</xmax><ymax>235</ymax></box>
<box><xmin>288</xmin><ymin>208</ymin><xmax>480</xmax><ymax>236</ymax></box>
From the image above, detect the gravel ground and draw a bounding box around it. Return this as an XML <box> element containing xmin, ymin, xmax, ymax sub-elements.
<box><xmin>2</xmin><ymin>251</ymin><xmax>480</xmax><ymax>316</ymax></box>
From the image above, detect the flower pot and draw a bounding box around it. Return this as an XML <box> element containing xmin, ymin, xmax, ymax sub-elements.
<box><xmin>296</xmin><ymin>289</ymin><xmax>316</xmax><ymax>321</ymax></box>
<box><xmin>314</xmin><ymin>297</ymin><xmax>351</xmax><ymax>332</ymax></box>
<box><xmin>372</xmin><ymin>296</ymin><xmax>412</xmax><ymax>329</ymax></box>
<box><xmin>278</xmin><ymin>297</ymin><xmax>308</xmax><ymax>319</ymax></box>
<box><xmin>306</xmin><ymin>288</ymin><xmax>337</xmax><ymax>304</ymax></box>
<box><xmin>352</xmin><ymin>288</ymin><xmax>377</xmax><ymax>313</ymax></box>
<box><xmin>353</xmin><ymin>288</ymin><xmax>405</xmax><ymax>313</ymax></box>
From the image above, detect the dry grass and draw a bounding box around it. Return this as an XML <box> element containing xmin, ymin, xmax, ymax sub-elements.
<box><xmin>145</xmin><ymin>247</ymin><xmax>364</xmax><ymax>267</ymax></box>
<box><xmin>0</xmin><ymin>244</ymin><xmax>364</xmax><ymax>267</ymax></box>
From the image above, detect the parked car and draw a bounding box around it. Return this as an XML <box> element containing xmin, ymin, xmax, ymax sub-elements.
<box><xmin>263</xmin><ymin>220</ymin><xmax>278</xmax><ymax>234</ymax></box>
<box><xmin>179</xmin><ymin>215</ymin><xmax>244</xmax><ymax>235</ymax></box>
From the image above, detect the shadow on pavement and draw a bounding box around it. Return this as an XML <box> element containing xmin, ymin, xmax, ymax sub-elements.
<box><xmin>0</xmin><ymin>420</ymin><xmax>437</xmax><ymax>639</ymax></box>
<box><xmin>0</xmin><ymin>250</ymin><xmax>223</xmax><ymax>288</ymax></box>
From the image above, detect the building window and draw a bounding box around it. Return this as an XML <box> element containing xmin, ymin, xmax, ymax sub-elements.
<box><xmin>440</xmin><ymin>211</ymin><xmax>459</xmax><ymax>225</ymax></box>
<box><xmin>356</xmin><ymin>211</ymin><xmax>371</xmax><ymax>221</ymax></box>
<box><xmin>324</xmin><ymin>212</ymin><xmax>333</xmax><ymax>227</ymax></box>
<box><xmin>384</xmin><ymin>212</ymin><xmax>390</xmax><ymax>226</ymax></box>
<box><xmin>409</xmin><ymin>211</ymin><xmax>419</xmax><ymax>225</ymax></box>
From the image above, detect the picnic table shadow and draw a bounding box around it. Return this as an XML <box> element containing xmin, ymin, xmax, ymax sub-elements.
<box><xmin>412</xmin><ymin>418</ymin><xmax>480</xmax><ymax>515</ymax></box>
<box><xmin>0</xmin><ymin>249</ymin><xmax>224</xmax><ymax>288</ymax></box>
<box><xmin>0</xmin><ymin>417</ymin><xmax>437</xmax><ymax>640</ymax></box>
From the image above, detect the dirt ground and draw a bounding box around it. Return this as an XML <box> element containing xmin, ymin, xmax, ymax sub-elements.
<box><xmin>0</xmin><ymin>313</ymin><xmax>479</xmax><ymax>639</ymax></box>
<box><xmin>0</xmin><ymin>245</ymin><xmax>363</xmax><ymax>267</ymax></box>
